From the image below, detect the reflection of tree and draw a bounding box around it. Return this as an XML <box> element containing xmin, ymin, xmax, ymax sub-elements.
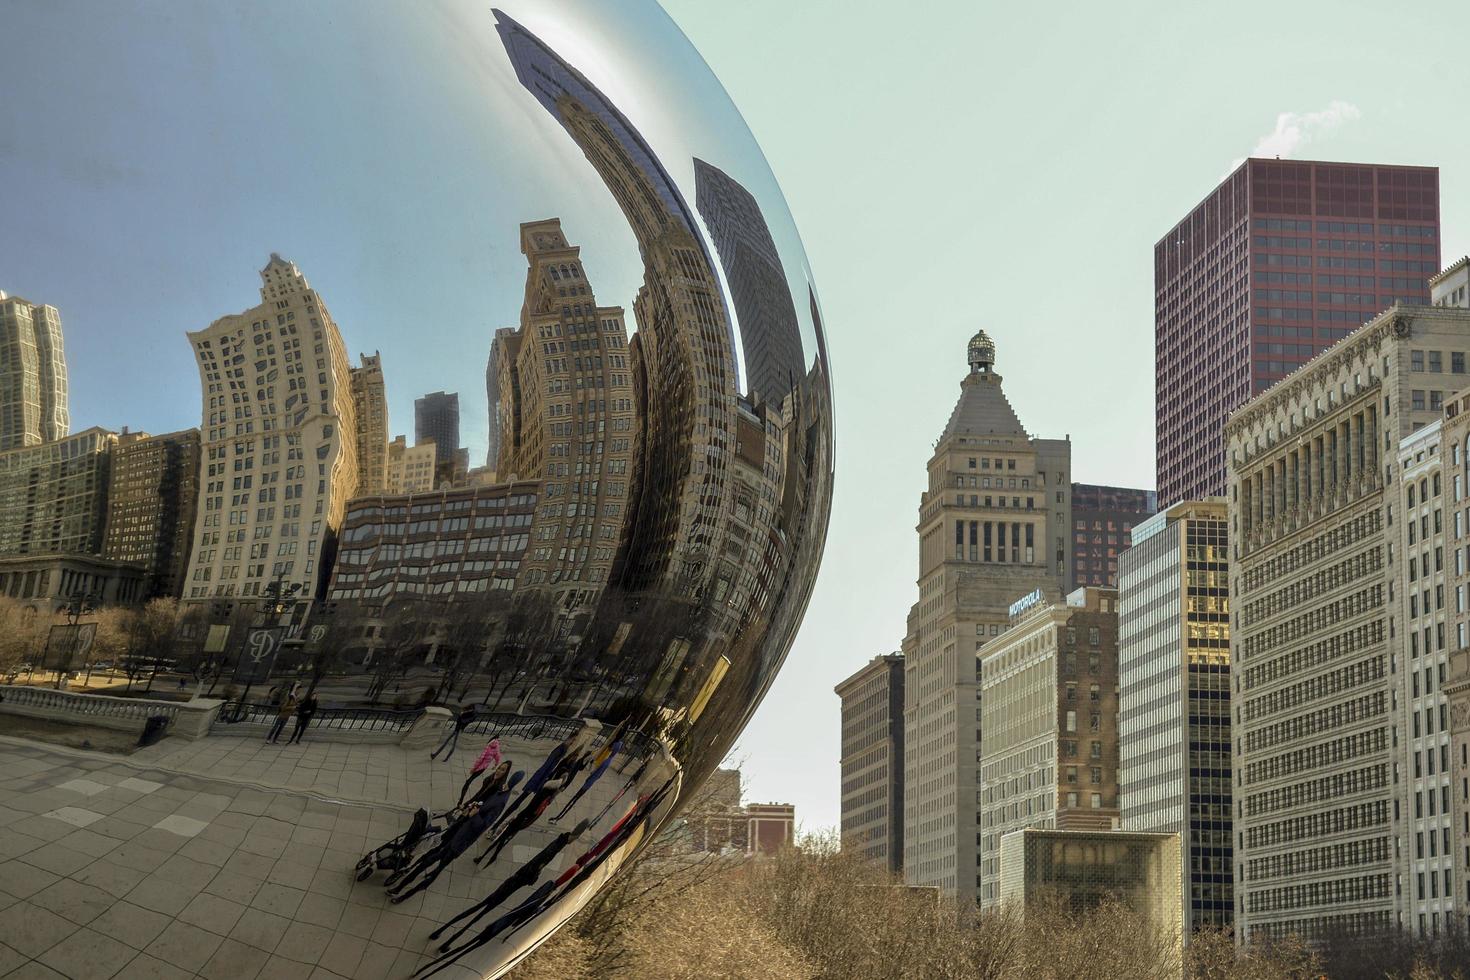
<box><xmin>0</xmin><ymin>598</ymin><xmax>46</xmax><ymax>680</ymax></box>
<box><xmin>367</xmin><ymin>600</ymin><xmax>428</xmax><ymax>704</ymax></box>
<box><xmin>483</xmin><ymin>591</ymin><xmax>560</xmax><ymax>710</ymax></box>
<box><xmin>119</xmin><ymin>597</ymin><xmax>178</xmax><ymax>692</ymax></box>
<box><xmin>429</xmin><ymin>592</ymin><xmax>503</xmax><ymax>704</ymax></box>
<box><xmin>301</xmin><ymin>604</ymin><xmax>355</xmax><ymax>697</ymax></box>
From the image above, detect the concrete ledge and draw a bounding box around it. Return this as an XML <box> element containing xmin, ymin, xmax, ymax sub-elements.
<box><xmin>0</xmin><ymin>684</ymin><xmax>181</xmax><ymax>737</ymax></box>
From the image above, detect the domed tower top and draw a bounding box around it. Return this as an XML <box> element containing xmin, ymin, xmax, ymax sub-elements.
<box><xmin>967</xmin><ymin>329</ymin><xmax>996</xmax><ymax>375</ymax></box>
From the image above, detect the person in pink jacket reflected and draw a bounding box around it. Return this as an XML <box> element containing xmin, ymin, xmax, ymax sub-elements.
<box><xmin>456</xmin><ymin>737</ymin><xmax>502</xmax><ymax>806</ymax></box>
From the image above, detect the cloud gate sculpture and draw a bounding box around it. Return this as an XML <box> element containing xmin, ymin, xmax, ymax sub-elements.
<box><xmin>0</xmin><ymin>3</ymin><xmax>831</xmax><ymax>977</ymax></box>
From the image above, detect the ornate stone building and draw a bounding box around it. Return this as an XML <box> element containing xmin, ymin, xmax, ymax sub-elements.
<box><xmin>978</xmin><ymin>587</ymin><xmax>1120</xmax><ymax>908</ymax></box>
<box><xmin>183</xmin><ymin>255</ymin><xmax>359</xmax><ymax>605</ymax></box>
<box><xmin>902</xmin><ymin>331</ymin><xmax>1071</xmax><ymax>902</ymax></box>
<box><xmin>350</xmin><ymin>352</ymin><xmax>388</xmax><ymax>495</ymax></box>
<box><xmin>103</xmin><ymin>428</ymin><xmax>200</xmax><ymax>599</ymax></box>
<box><xmin>1226</xmin><ymin>297</ymin><xmax>1470</xmax><ymax>943</ymax></box>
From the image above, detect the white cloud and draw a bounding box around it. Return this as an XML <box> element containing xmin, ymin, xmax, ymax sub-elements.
<box><xmin>1226</xmin><ymin>101</ymin><xmax>1362</xmax><ymax>175</ymax></box>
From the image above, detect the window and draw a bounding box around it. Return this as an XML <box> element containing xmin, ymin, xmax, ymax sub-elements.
<box><xmin>1090</xmin><ymin>742</ymin><xmax>1102</xmax><ymax>760</ymax></box>
<box><xmin>1090</xmin><ymin>793</ymin><xmax>1102</xmax><ymax>809</ymax></box>
<box><xmin>1412</xmin><ymin>350</ymin><xmax>1425</xmax><ymax>372</ymax></box>
<box><xmin>1066</xmin><ymin>792</ymin><xmax>1078</xmax><ymax>808</ymax></box>
<box><xmin>1065</xmin><ymin>710</ymin><xmax>1077</xmax><ymax>732</ymax></box>
<box><xmin>1429</xmin><ymin>351</ymin><xmax>1443</xmax><ymax>372</ymax></box>
<box><xmin>1413</xmin><ymin>390</ymin><xmax>1427</xmax><ymax>411</ymax></box>
<box><xmin>1089</xmin><ymin>683</ymin><xmax>1100</xmax><ymax>702</ymax></box>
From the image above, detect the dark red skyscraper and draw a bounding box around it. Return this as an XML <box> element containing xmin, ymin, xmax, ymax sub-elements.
<box><xmin>1155</xmin><ymin>159</ymin><xmax>1439</xmax><ymax>506</ymax></box>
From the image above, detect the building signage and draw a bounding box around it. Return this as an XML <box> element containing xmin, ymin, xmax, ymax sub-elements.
<box><xmin>1008</xmin><ymin>588</ymin><xmax>1046</xmax><ymax>619</ymax></box>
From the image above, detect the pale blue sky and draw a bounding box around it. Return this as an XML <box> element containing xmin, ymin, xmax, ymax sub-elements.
<box><xmin>661</xmin><ymin>0</ymin><xmax>1470</xmax><ymax>830</ymax></box>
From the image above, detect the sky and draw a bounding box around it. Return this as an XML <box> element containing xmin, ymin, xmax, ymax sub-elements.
<box><xmin>4</xmin><ymin>0</ymin><xmax>1470</xmax><ymax>836</ymax></box>
<box><xmin>659</xmin><ymin>0</ymin><xmax>1470</xmax><ymax>831</ymax></box>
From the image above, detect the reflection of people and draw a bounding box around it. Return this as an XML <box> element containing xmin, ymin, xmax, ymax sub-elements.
<box><xmin>457</xmin><ymin>737</ymin><xmax>502</xmax><ymax>805</ymax></box>
<box><xmin>286</xmin><ymin>692</ymin><xmax>319</xmax><ymax>744</ymax></box>
<box><xmin>387</xmin><ymin>801</ymin><xmax>495</xmax><ymax>903</ymax></box>
<box><xmin>429</xmin><ymin>819</ymin><xmax>590</xmax><ymax>950</ymax></box>
<box><xmin>266</xmin><ymin>694</ymin><xmax>297</xmax><ymax>743</ymax></box>
<box><xmin>429</xmin><ymin>704</ymin><xmax>478</xmax><ymax>761</ymax></box>
<box><xmin>491</xmin><ymin>736</ymin><xmax>573</xmax><ymax>832</ymax></box>
<box><xmin>469</xmin><ymin>767</ymin><xmax>522</xmax><ymax>824</ymax></box>
<box><xmin>553</xmin><ymin>739</ymin><xmax>621</xmax><ymax>821</ymax></box>
<box><xmin>474</xmin><ymin>767</ymin><xmax>572</xmax><ymax>867</ymax></box>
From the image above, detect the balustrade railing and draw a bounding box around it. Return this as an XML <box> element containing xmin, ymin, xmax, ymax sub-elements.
<box><xmin>0</xmin><ymin>684</ymin><xmax>179</xmax><ymax>726</ymax></box>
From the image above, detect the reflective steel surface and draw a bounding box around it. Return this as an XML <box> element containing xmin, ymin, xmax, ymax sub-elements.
<box><xmin>0</xmin><ymin>3</ymin><xmax>831</xmax><ymax>978</ymax></box>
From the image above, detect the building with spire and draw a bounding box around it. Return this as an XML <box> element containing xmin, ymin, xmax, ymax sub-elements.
<box><xmin>902</xmin><ymin>331</ymin><xmax>1071</xmax><ymax>902</ymax></box>
<box><xmin>0</xmin><ymin>290</ymin><xmax>69</xmax><ymax>451</ymax></box>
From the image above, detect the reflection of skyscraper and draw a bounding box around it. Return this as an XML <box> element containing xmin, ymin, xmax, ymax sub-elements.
<box><xmin>488</xmin><ymin>328</ymin><xmax>522</xmax><ymax>475</ymax></box>
<box><xmin>495</xmin><ymin>11</ymin><xmax>738</xmax><ymax>607</ymax></box>
<box><xmin>694</xmin><ymin>159</ymin><xmax>805</xmax><ymax>409</ymax></box>
<box><xmin>351</xmin><ymin>351</ymin><xmax>389</xmax><ymax>494</ymax></box>
<box><xmin>0</xmin><ymin>291</ymin><xmax>69</xmax><ymax>450</ymax></box>
<box><xmin>494</xmin><ymin>218</ymin><xmax>635</xmax><ymax>619</ymax></box>
<box><xmin>183</xmin><ymin>254</ymin><xmax>359</xmax><ymax>605</ymax></box>
<box><xmin>104</xmin><ymin>428</ymin><xmax>201</xmax><ymax>599</ymax></box>
<box><xmin>414</xmin><ymin>390</ymin><xmax>461</xmax><ymax>468</ymax></box>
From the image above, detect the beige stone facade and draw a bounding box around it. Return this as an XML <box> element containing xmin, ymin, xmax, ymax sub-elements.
<box><xmin>183</xmin><ymin>255</ymin><xmax>358</xmax><ymax>605</ymax></box>
<box><xmin>350</xmin><ymin>351</ymin><xmax>388</xmax><ymax>495</ymax></box>
<box><xmin>1439</xmin><ymin>385</ymin><xmax>1470</xmax><ymax>935</ymax></box>
<box><xmin>0</xmin><ymin>290</ymin><xmax>68</xmax><ymax>451</ymax></box>
<box><xmin>386</xmin><ymin>435</ymin><xmax>436</xmax><ymax>494</ymax></box>
<box><xmin>903</xmin><ymin>331</ymin><xmax>1071</xmax><ymax>902</ymax></box>
<box><xmin>978</xmin><ymin>587</ymin><xmax>1120</xmax><ymax>908</ymax></box>
<box><xmin>491</xmin><ymin>218</ymin><xmax>634</xmax><ymax>618</ymax></box>
<box><xmin>1226</xmin><ymin>302</ymin><xmax>1470</xmax><ymax>943</ymax></box>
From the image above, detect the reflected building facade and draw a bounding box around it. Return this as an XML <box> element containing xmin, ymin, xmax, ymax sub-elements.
<box><xmin>0</xmin><ymin>290</ymin><xmax>68</xmax><ymax>450</ymax></box>
<box><xmin>0</xmin><ymin>426</ymin><xmax>115</xmax><ymax>558</ymax></box>
<box><xmin>183</xmin><ymin>254</ymin><xmax>359</xmax><ymax>604</ymax></box>
<box><xmin>352</xmin><ymin>352</ymin><xmax>389</xmax><ymax>495</ymax></box>
<box><xmin>103</xmin><ymin>428</ymin><xmax>201</xmax><ymax>600</ymax></box>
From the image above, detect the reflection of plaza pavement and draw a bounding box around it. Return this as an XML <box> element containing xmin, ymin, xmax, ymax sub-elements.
<box><xmin>0</xmin><ymin>730</ymin><xmax>656</xmax><ymax>979</ymax></box>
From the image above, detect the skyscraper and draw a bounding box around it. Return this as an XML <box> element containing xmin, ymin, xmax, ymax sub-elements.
<box><xmin>901</xmin><ymin>330</ymin><xmax>1071</xmax><ymax>902</ymax></box>
<box><xmin>103</xmin><ymin>428</ymin><xmax>201</xmax><ymax>599</ymax></box>
<box><xmin>1156</xmin><ymin>159</ymin><xmax>1440</xmax><ymax>506</ymax></box>
<box><xmin>350</xmin><ymin>351</ymin><xmax>389</xmax><ymax>495</ymax></box>
<box><xmin>414</xmin><ymin>390</ymin><xmax>460</xmax><ymax>468</ymax></box>
<box><xmin>1225</xmin><ymin>295</ymin><xmax>1470</xmax><ymax>943</ymax></box>
<box><xmin>977</xmin><ymin>587</ymin><xmax>1121</xmax><ymax>909</ymax></box>
<box><xmin>835</xmin><ymin>652</ymin><xmax>905</xmax><ymax>874</ymax></box>
<box><xmin>694</xmin><ymin>158</ymin><xmax>805</xmax><ymax>409</ymax></box>
<box><xmin>1070</xmin><ymin>483</ymin><xmax>1158</xmax><ymax>589</ymax></box>
<box><xmin>1117</xmin><ymin>499</ymin><xmax>1232</xmax><ymax>935</ymax></box>
<box><xmin>0</xmin><ymin>290</ymin><xmax>69</xmax><ymax>450</ymax></box>
<box><xmin>492</xmin><ymin>218</ymin><xmax>635</xmax><ymax>616</ymax></box>
<box><xmin>183</xmin><ymin>254</ymin><xmax>359</xmax><ymax>605</ymax></box>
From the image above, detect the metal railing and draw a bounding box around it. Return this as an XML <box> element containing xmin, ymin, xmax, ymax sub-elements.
<box><xmin>212</xmin><ymin>700</ymin><xmax>422</xmax><ymax>733</ymax></box>
<box><xmin>0</xmin><ymin>684</ymin><xmax>179</xmax><ymax>725</ymax></box>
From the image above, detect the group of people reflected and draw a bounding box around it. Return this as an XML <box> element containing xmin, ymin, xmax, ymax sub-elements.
<box><xmin>356</xmin><ymin>719</ymin><xmax>675</xmax><ymax>976</ymax></box>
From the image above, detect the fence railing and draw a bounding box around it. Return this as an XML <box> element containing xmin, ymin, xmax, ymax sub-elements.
<box><xmin>0</xmin><ymin>684</ymin><xmax>180</xmax><ymax>726</ymax></box>
<box><xmin>212</xmin><ymin>701</ymin><xmax>422</xmax><ymax>734</ymax></box>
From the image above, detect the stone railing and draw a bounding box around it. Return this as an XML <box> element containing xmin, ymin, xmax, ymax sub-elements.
<box><xmin>0</xmin><ymin>685</ymin><xmax>222</xmax><ymax>740</ymax></box>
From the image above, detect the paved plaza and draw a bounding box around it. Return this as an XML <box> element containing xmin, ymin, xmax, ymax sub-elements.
<box><xmin>0</xmin><ymin>728</ymin><xmax>638</xmax><ymax>979</ymax></box>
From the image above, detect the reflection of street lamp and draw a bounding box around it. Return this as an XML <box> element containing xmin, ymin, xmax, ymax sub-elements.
<box><xmin>57</xmin><ymin>592</ymin><xmax>97</xmax><ymax>690</ymax></box>
<box><xmin>231</xmin><ymin>576</ymin><xmax>304</xmax><ymax>711</ymax></box>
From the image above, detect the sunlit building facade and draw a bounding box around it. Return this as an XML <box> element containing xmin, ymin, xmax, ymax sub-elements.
<box><xmin>1117</xmin><ymin>499</ymin><xmax>1232</xmax><ymax>934</ymax></box>
<box><xmin>0</xmin><ymin>426</ymin><xmax>114</xmax><ymax>558</ymax></box>
<box><xmin>0</xmin><ymin>290</ymin><xmax>68</xmax><ymax>450</ymax></box>
<box><xmin>351</xmin><ymin>351</ymin><xmax>389</xmax><ymax>495</ymax></box>
<box><xmin>183</xmin><ymin>254</ymin><xmax>359</xmax><ymax>604</ymax></box>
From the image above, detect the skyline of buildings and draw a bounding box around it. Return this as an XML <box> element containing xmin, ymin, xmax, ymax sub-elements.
<box><xmin>1155</xmin><ymin>159</ymin><xmax>1441</xmax><ymax>507</ymax></box>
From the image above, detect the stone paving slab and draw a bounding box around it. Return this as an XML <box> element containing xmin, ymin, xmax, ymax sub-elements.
<box><xmin>0</xmin><ymin>728</ymin><xmax>643</xmax><ymax>980</ymax></box>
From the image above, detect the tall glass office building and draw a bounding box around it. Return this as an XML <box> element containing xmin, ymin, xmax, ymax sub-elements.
<box><xmin>1118</xmin><ymin>499</ymin><xmax>1233</xmax><ymax>934</ymax></box>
